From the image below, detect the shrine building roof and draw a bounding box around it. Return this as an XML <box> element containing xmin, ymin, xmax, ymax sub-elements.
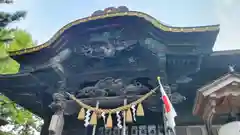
<box><xmin>8</xmin><ymin>6</ymin><xmax>220</xmax><ymax>56</ymax></box>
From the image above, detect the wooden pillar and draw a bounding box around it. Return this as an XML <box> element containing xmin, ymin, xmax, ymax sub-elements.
<box><xmin>203</xmin><ymin>99</ymin><xmax>216</xmax><ymax>135</ymax></box>
<box><xmin>49</xmin><ymin>111</ymin><xmax>64</xmax><ymax>135</ymax></box>
<box><xmin>48</xmin><ymin>93</ymin><xmax>67</xmax><ymax>135</ymax></box>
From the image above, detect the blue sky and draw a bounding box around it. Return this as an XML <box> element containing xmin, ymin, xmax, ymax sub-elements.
<box><xmin>1</xmin><ymin>0</ymin><xmax>240</xmax><ymax>50</ymax></box>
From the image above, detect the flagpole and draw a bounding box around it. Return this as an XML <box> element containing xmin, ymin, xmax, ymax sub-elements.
<box><xmin>157</xmin><ymin>76</ymin><xmax>176</xmax><ymax>135</ymax></box>
<box><xmin>158</xmin><ymin>76</ymin><xmax>167</xmax><ymax>135</ymax></box>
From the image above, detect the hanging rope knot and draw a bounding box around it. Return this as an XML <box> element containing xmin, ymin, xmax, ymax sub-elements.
<box><xmin>94</xmin><ymin>109</ymin><xmax>102</xmax><ymax>118</ymax></box>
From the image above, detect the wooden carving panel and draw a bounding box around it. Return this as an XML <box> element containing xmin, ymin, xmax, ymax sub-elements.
<box><xmin>113</xmin><ymin>127</ymin><xmax>121</xmax><ymax>135</ymax></box>
<box><xmin>131</xmin><ymin>126</ymin><xmax>138</xmax><ymax>135</ymax></box>
<box><xmin>94</xmin><ymin>125</ymin><xmax>164</xmax><ymax>135</ymax></box>
<box><xmin>139</xmin><ymin>125</ymin><xmax>147</xmax><ymax>135</ymax></box>
<box><xmin>148</xmin><ymin>125</ymin><xmax>157</xmax><ymax>135</ymax></box>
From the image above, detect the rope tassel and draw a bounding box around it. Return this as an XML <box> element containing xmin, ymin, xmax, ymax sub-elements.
<box><xmin>136</xmin><ymin>103</ymin><xmax>144</xmax><ymax>116</ymax></box>
<box><xmin>126</xmin><ymin>108</ymin><xmax>133</xmax><ymax>123</ymax></box>
<box><xmin>78</xmin><ymin>108</ymin><xmax>85</xmax><ymax>120</ymax></box>
<box><xmin>90</xmin><ymin>111</ymin><xmax>97</xmax><ymax>125</ymax></box>
<box><xmin>106</xmin><ymin>113</ymin><xmax>113</xmax><ymax>128</ymax></box>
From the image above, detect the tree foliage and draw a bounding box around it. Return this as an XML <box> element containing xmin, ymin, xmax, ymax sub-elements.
<box><xmin>0</xmin><ymin>94</ymin><xmax>42</xmax><ymax>135</ymax></box>
<box><xmin>0</xmin><ymin>29</ymin><xmax>35</xmax><ymax>75</ymax></box>
<box><xmin>0</xmin><ymin>1</ymin><xmax>42</xmax><ymax>135</ymax></box>
<box><xmin>6</xmin><ymin>29</ymin><xmax>35</xmax><ymax>51</ymax></box>
<box><xmin>0</xmin><ymin>0</ymin><xmax>26</xmax><ymax>28</ymax></box>
<box><xmin>0</xmin><ymin>0</ymin><xmax>26</xmax><ymax>40</ymax></box>
<box><xmin>0</xmin><ymin>0</ymin><xmax>29</xmax><ymax>75</ymax></box>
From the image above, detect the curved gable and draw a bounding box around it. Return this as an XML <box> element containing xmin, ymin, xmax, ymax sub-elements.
<box><xmin>9</xmin><ymin>7</ymin><xmax>220</xmax><ymax>56</ymax></box>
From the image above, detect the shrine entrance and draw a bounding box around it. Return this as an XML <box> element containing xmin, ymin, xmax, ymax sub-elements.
<box><xmin>47</xmin><ymin>84</ymin><xmax>166</xmax><ymax>135</ymax></box>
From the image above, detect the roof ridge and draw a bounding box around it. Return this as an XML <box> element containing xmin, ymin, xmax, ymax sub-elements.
<box><xmin>8</xmin><ymin>11</ymin><xmax>219</xmax><ymax>56</ymax></box>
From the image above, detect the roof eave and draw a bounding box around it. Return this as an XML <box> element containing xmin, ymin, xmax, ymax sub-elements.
<box><xmin>8</xmin><ymin>11</ymin><xmax>220</xmax><ymax>56</ymax></box>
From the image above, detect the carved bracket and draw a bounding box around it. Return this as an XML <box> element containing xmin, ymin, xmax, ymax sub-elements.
<box><xmin>49</xmin><ymin>92</ymin><xmax>67</xmax><ymax>112</ymax></box>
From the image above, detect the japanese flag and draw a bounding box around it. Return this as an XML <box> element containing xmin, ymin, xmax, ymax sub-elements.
<box><xmin>157</xmin><ymin>77</ymin><xmax>177</xmax><ymax>131</ymax></box>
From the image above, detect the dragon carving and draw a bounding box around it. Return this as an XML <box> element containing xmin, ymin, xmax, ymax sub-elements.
<box><xmin>81</xmin><ymin>30</ymin><xmax>138</xmax><ymax>59</ymax></box>
<box><xmin>75</xmin><ymin>77</ymin><xmax>150</xmax><ymax>98</ymax></box>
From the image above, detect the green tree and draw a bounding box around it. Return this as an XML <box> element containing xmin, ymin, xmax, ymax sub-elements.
<box><xmin>6</xmin><ymin>29</ymin><xmax>35</xmax><ymax>51</ymax></box>
<box><xmin>0</xmin><ymin>94</ymin><xmax>43</xmax><ymax>135</ymax></box>
<box><xmin>0</xmin><ymin>29</ymin><xmax>35</xmax><ymax>74</ymax></box>
<box><xmin>0</xmin><ymin>0</ymin><xmax>26</xmax><ymax>25</ymax></box>
<box><xmin>0</xmin><ymin>0</ymin><xmax>27</xmax><ymax>75</ymax></box>
<box><xmin>0</xmin><ymin>0</ymin><xmax>26</xmax><ymax>42</ymax></box>
<box><xmin>0</xmin><ymin>1</ymin><xmax>42</xmax><ymax>135</ymax></box>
